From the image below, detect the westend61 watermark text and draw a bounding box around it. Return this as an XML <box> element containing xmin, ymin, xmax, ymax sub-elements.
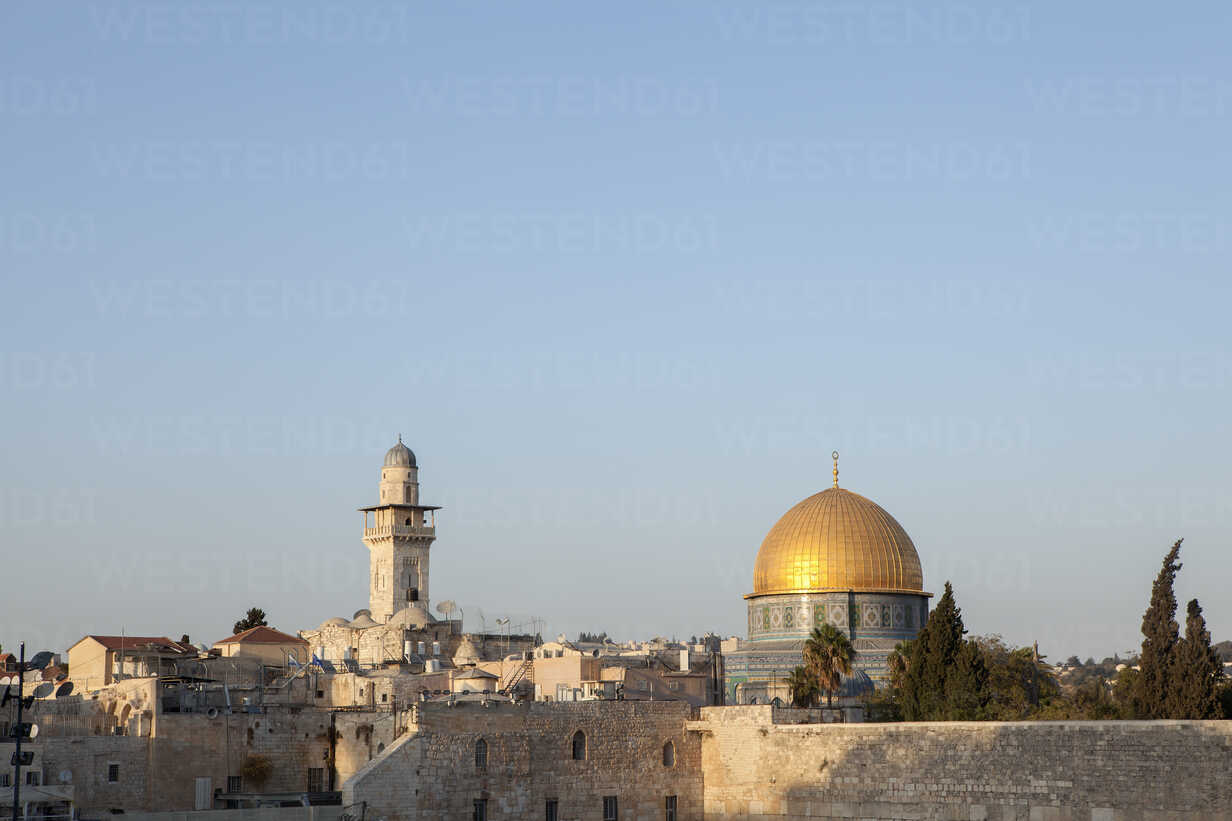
<box><xmin>0</xmin><ymin>489</ymin><xmax>99</xmax><ymax>528</ymax></box>
<box><xmin>1028</xmin><ymin>212</ymin><xmax>1230</xmax><ymax>254</ymax></box>
<box><xmin>1027</xmin><ymin>351</ymin><xmax>1232</xmax><ymax>392</ymax></box>
<box><xmin>0</xmin><ymin>76</ymin><xmax>98</xmax><ymax>117</ymax></box>
<box><xmin>90</xmin><ymin>140</ymin><xmax>414</xmax><ymax>182</ymax></box>
<box><xmin>403</xmin><ymin>76</ymin><xmax>720</xmax><ymax>118</ymax></box>
<box><xmin>88</xmin><ymin>2</ymin><xmax>418</xmax><ymax>44</ymax></box>
<box><xmin>0</xmin><ymin>353</ymin><xmax>97</xmax><ymax>391</ymax></box>
<box><xmin>89</xmin><ymin>279</ymin><xmax>419</xmax><ymax>319</ymax></box>
<box><xmin>713</xmin><ymin>140</ymin><xmax>1032</xmax><ymax>183</ymax></box>
<box><xmin>714</xmin><ymin>277</ymin><xmax>1033</xmax><ymax>321</ymax></box>
<box><xmin>715</xmin><ymin>415</ymin><xmax>1033</xmax><ymax>457</ymax></box>
<box><xmin>88</xmin><ymin>415</ymin><xmax>407</xmax><ymax>458</ymax></box>
<box><xmin>403</xmin><ymin>212</ymin><xmax>720</xmax><ymax>255</ymax></box>
<box><xmin>0</xmin><ymin>213</ymin><xmax>97</xmax><ymax>254</ymax></box>
<box><xmin>714</xmin><ymin>2</ymin><xmax>1030</xmax><ymax>45</ymax></box>
<box><xmin>405</xmin><ymin>350</ymin><xmax>724</xmax><ymax>393</ymax></box>
<box><xmin>1025</xmin><ymin>74</ymin><xmax>1232</xmax><ymax>118</ymax></box>
<box><xmin>85</xmin><ymin>549</ymin><xmax>369</xmax><ymax>596</ymax></box>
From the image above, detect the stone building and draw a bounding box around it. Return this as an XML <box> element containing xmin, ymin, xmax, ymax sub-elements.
<box><xmin>213</xmin><ymin>626</ymin><xmax>310</xmax><ymax>667</ymax></box>
<box><xmin>1</xmin><ymin>670</ymin><xmax>406</xmax><ymax>814</ymax></box>
<box><xmin>724</xmin><ymin>455</ymin><xmax>931</xmax><ymax>703</ymax></box>
<box><xmin>344</xmin><ymin>701</ymin><xmax>701</xmax><ymax>820</ymax></box>
<box><xmin>66</xmin><ymin>635</ymin><xmax>195</xmax><ymax>692</ymax></box>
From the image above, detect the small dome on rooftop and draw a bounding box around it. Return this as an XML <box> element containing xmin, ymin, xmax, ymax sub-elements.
<box><xmin>389</xmin><ymin>607</ymin><xmax>433</xmax><ymax>630</ymax></box>
<box><xmin>384</xmin><ymin>436</ymin><xmax>416</xmax><ymax>467</ymax></box>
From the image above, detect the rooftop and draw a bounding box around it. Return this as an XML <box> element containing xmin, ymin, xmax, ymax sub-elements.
<box><xmin>216</xmin><ymin>626</ymin><xmax>310</xmax><ymax>646</ymax></box>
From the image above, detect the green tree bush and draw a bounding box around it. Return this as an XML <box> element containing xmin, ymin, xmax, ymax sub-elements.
<box><xmin>233</xmin><ymin>607</ymin><xmax>268</xmax><ymax>636</ymax></box>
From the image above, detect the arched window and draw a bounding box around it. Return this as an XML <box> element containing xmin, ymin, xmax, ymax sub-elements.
<box><xmin>405</xmin><ymin>517</ymin><xmax>412</xmax><ymax>526</ymax></box>
<box><xmin>571</xmin><ymin>730</ymin><xmax>586</xmax><ymax>761</ymax></box>
<box><xmin>475</xmin><ymin>738</ymin><xmax>488</xmax><ymax>769</ymax></box>
<box><xmin>662</xmin><ymin>740</ymin><xmax>675</xmax><ymax>767</ymax></box>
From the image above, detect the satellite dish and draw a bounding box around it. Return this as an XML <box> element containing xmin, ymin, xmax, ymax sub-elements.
<box><xmin>0</xmin><ymin>676</ymin><xmax>10</xmax><ymax>686</ymax></box>
<box><xmin>55</xmin><ymin>682</ymin><xmax>74</xmax><ymax>698</ymax></box>
<box><xmin>352</xmin><ymin>609</ymin><xmax>372</xmax><ymax>620</ymax></box>
<box><xmin>27</xmin><ymin>724</ymin><xmax>39</xmax><ymax>739</ymax></box>
<box><xmin>436</xmin><ymin>600</ymin><xmax>457</xmax><ymax>617</ymax></box>
<box><xmin>59</xmin><ymin>770</ymin><xmax>73</xmax><ymax>784</ymax></box>
<box><xmin>206</xmin><ymin>707</ymin><xmax>219</xmax><ymax>719</ymax></box>
<box><xmin>32</xmin><ymin>682</ymin><xmax>54</xmax><ymax>699</ymax></box>
<box><xmin>28</xmin><ymin>651</ymin><xmax>54</xmax><ymax>671</ymax></box>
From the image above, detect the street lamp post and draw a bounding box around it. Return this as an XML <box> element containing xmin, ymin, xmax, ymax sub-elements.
<box><xmin>10</xmin><ymin>642</ymin><xmax>25</xmax><ymax>821</ymax></box>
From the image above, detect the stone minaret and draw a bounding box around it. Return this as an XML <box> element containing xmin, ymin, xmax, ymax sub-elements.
<box><xmin>360</xmin><ymin>436</ymin><xmax>440</xmax><ymax>623</ymax></box>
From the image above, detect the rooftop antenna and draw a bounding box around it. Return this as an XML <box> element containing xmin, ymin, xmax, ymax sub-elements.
<box><xmin>832</xmin><ymin>450</ymin><xmax>840</xmax><ymax>489</ymax></box>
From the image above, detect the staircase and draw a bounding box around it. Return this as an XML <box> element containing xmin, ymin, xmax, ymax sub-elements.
<box><xmin>500</xmin><ymin>659</ymin><xmax>532</xmax><ymax>694</ymax></box>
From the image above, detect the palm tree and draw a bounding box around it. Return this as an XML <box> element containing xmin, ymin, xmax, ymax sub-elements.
<box><xmin>804</xmin><ymin>624</ymin><xmax>854</xmax><ymax>707</ymax></box>
<box><xmin>786</xmin><ymin>665</ymin><xmax>819</xmax><ymax>707</ymax></box>
<box><xmin>887</xmin><ymin>639</ymin><xmax>913</xmax><ymax>692</ymax></box>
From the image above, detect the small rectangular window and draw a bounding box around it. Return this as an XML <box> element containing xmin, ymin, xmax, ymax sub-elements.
<box><xmin>316</xmin><ymin>690</ymin><xmax>325</xmax><ymax>699</ymax></box>
<box><xmin>603</xmin><ymin>796</ymin><xmax>618</xmax><ymax>821</ymax></box>
<box><xmin>307</xmin><ymin>767</ymin><xmax>324</xmax><ymax>792</ymax></box>
<box><xmin>545</xmin><ymin>799</ymin><xmax>559</xmax><ymax>821</ymax></box>
<box><xmin>473</xmin><ymin>798</ymin><xmax>488</xmax><ymax>821</ymax></box>
<box><xmin>0</xmin><ymin>774</ymin><xmax>9</xmax><ymax>787</ymax></box>
<box><xmin>107</xmin><ymin>764</ymin><xmax>120</xmax><ymax>783</ymax></box>
<box><xmin>227</xmin><ymin>775</ymin><xmax>242</xmax><ymax>793</ymax></box>
<box><xmin>27</xmin><ymin>771</ymin><xmax>41</xmax><ymax>786</ymax></box>
<box><xmin>665</xmin><ymin>795</ymin><xmax>678</xmax><ymax>821</ymax></box>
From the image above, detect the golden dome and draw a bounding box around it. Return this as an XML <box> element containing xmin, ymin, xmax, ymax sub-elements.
<box><xmin>750</xmin><ymin>487</ymin><xmax>924</xmax><ymax>597</ymax></box>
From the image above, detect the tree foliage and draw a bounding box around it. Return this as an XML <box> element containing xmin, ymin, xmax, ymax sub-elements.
<box><xmin>786</xmin><ymin>665</ymin><xmax>819</xmax><ymax>707</ymax></box>
<box><xmin>239</xmin><ymin>754</ymin><xmax>273</xmax><ymax>786</ymax></box>
<box><xmin>1131</xmin><ymin>540</ymin><xmax>1183</xmax><ymax>719</ymax></box>
<box><xmin>975</xmin><ymin>636</ymin><xmax>1059</xmax><ymax>719</ymax></box>
<box><xmin>803</xmin><ymin>624</ymin><xmax>854</xmax><ymax>707</ymax></box>
<box><xmin>1168</xmin><ymin>599</ymin><xmax>1222</xmax><ymax>719</ymax></box>
<box><xmin>887</xmin><ymin>640</ymin><xmax>913</xmax><ymax>693</ymax></box>
<box><xmin>899</xmin><ymin>581</ymin><xmax>989</xmax><ymax>720</ymax></box>
<box><xmin>883</xmin><ymin>542</ymin><xmax>1229</xmax><ymax>722</ymax></box>
<box><xmin>233</xmin><ymin>607</ymin><xmax>268</xmax><ymax>636</ymax></box>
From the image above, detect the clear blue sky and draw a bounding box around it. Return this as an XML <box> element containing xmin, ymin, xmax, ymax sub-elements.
<box><xmin>2</xmin><ymin>1</ymin><xmax>1229</xmax><ymax>661</ymax></box>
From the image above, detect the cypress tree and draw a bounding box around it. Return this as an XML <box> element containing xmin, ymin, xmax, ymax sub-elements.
<box><xmin>902</xmin><ymin>581</ymin><xmax>966</xmax><ymax>720</ymax></box>
<box><xmin>943</xmin><ymin>638</ymin><xmax>991</xmax><ymax>719</ymax></box>
<box><xmin>1132</xmin><ymin>540</ymin><xmax>1183</xmax><ymax>719</ymax></box>
<box><xmin>1170</xmin><ymin>599</ymin><xmax>1222</xmax><ymax>719</ymax></box>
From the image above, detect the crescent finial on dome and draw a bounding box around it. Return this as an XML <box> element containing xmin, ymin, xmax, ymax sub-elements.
<box><xmin>832</xmin><ymin>450</ymin><xmax>839</xmax><ymax>489</ymax></box>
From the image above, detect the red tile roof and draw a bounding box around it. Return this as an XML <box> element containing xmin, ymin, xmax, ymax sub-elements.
<box><xmin>78</xmin><ymin>636</ymin><xmax>192</xmax><ymax>653</ymax></box>
<box><xmin>215</xmin><ymin>626</ymin><xmax>308</xmax><ymax>645</ymax></box>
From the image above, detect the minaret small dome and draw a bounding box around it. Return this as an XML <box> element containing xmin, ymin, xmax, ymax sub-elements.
<box><xmin>384</xmin><ymin>436</ymin><xmax>416</xmax><ymax>467</ymax></box>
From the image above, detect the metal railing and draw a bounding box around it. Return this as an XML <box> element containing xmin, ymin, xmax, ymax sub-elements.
<box><xmin>361</xmin><ymin>524</ymin><xmax>435</xmax><ymax>540</ymax></box>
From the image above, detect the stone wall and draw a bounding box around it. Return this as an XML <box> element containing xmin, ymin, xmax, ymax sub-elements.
<box><xmin>7</xmin><ymin>704</ymin><xmax>403</xmax><ymax>812</ymax></box>
<box><xmin>344</xmin><ymin>700</ymin><xmax>702</xmax><ymax>820</ymax></box>
<box><xmin>692</xmin><ymin>706</ymin><xmax>1232</xmax><ymax>820</ymax></box>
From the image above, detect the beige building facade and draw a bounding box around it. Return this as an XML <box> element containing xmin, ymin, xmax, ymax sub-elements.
<box><xmin>67</xmin><ymin>635</ymin><xmax>194</xmax><ymax>691</ymax></box>
<box><xmin>213</xmin><ymin>626</ymin><xmax>310</xmax><ymax>667</ymax></box>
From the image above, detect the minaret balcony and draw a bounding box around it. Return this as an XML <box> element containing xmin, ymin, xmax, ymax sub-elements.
<box><xmin>363</xmin><ymin>523</ymin><xmax>436</xmax><ymax>540</ymax></box>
